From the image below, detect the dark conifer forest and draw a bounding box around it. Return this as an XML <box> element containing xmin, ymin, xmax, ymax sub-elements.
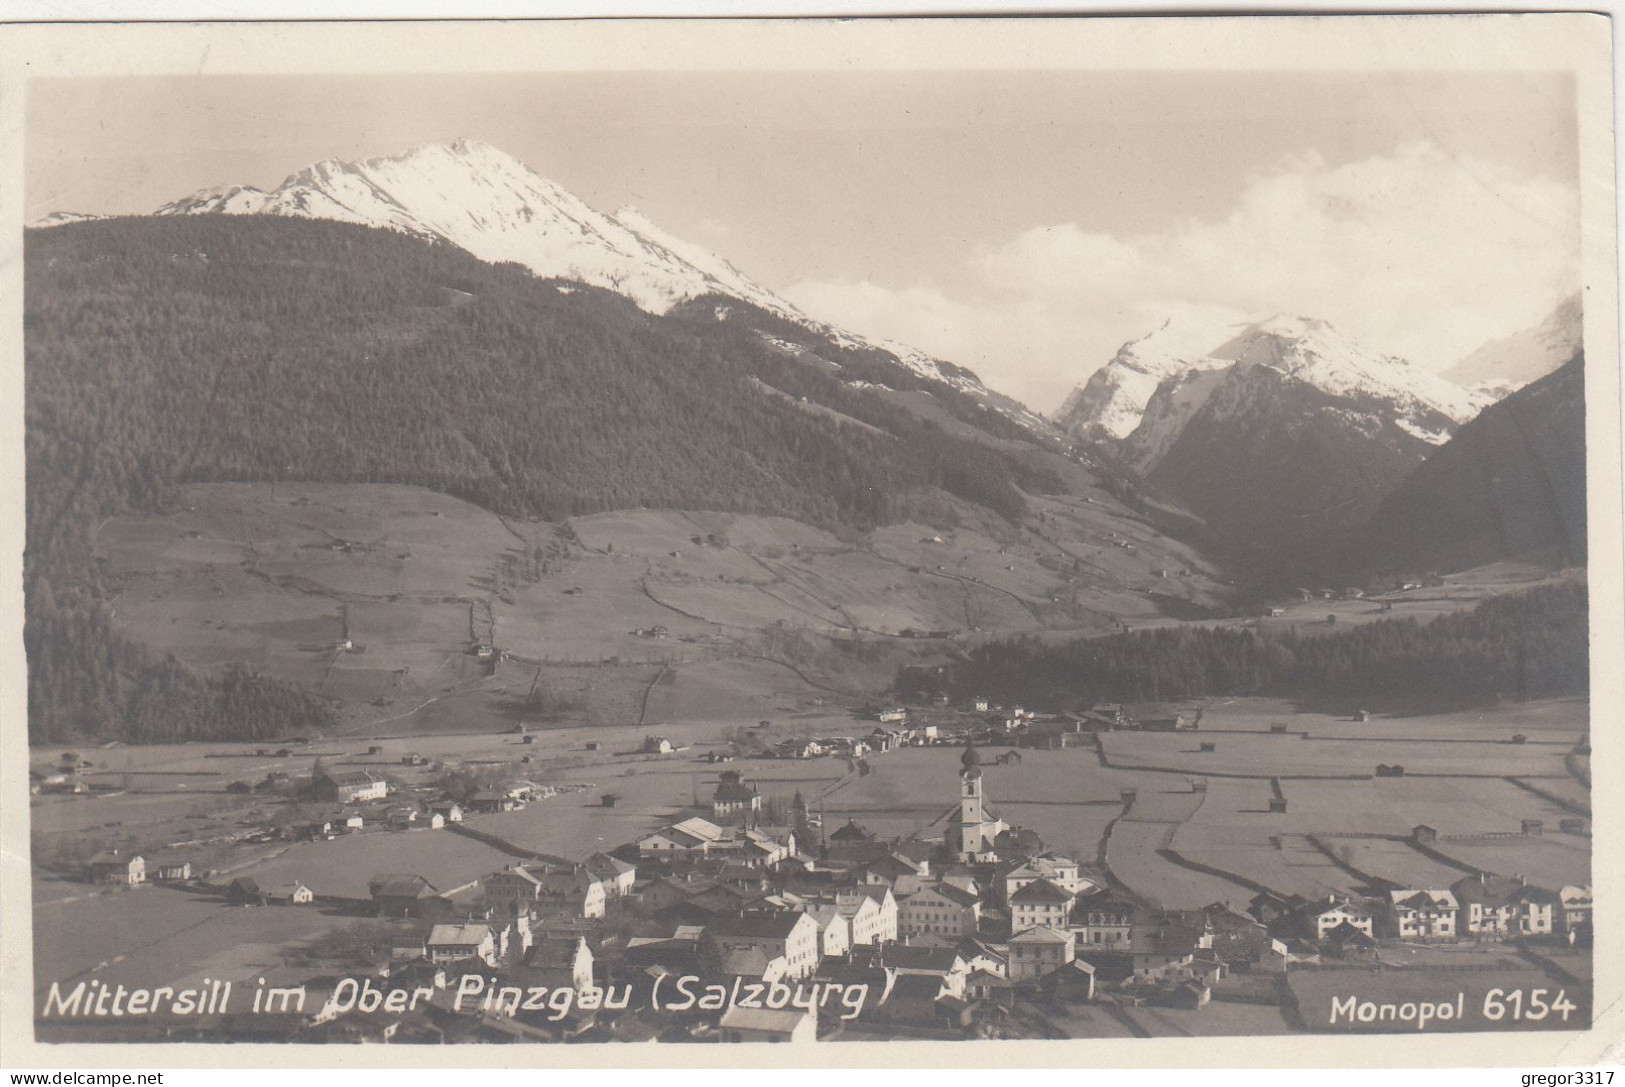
<box><xmin>899</xmin><ymin>582</ymin><xmax>1588</xmax><ymax>713</ymax></box>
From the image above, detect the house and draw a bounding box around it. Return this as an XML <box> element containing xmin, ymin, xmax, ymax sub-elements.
<box><xmin>711</xmin><ymin>770</ymin><xmax>761</xmax><ymax>820</ymax></box>
<box><xmin>524</xmin><ymin>935</ymin><xmax>595</xmax><ymax>993</ymax></box>
<box><xmin>1002</xmin><ymin>854</ymin><xmax>1090</xmax><ymax>899</ymax></box>
<box><xmin>638</xmin><ymin>816</ymin><xmax>726</xmax><ymax>856</ymax></box>
<box><xmin>718</xmin><ymin>1005</ymin><xmax>816</xmax><ymax>1044</ymax></box>
<box><xmin>882</xmin><ymin>945</ymin><xmax>969</xmax><ymax>995</ymax></box>
<box><xmin>431</xmin><ymin>802</ymin><xmax>464</xmax><ymax>824</ymax></box>
<box><xmin>426</xmin><ymin>923</ymin><xmax>498</xmax><ymax>966</ymax></box>
<box><xmin>583</xmin><ymin>852</ymin><xmax>637</xmax><ymax>896</ymax></box>
<box><xmin>149</xmin><ymin>857</ymin><xmax>193</xmax><ymax>882</ymax></box>
<box><xmin>1560</xmin><ymin>885</ymin><xmax>1593</xmax><ymax>934</ymax></box>
<box><xmin>705</xmin><ymin>913</ymin><xmax>821</xmax><ymax>979</ymax></box>
<box><xmin>485</xmin><ymin>864</ymin><xmax>551</xmax><ymax>916</ymax></box>
<box><xmin>227</xmin><ymin>877</ymin><xmax>265</xmax><ymax>906</ymax></box>
<box><xmin>1008</xmin><ymin>926</ymin><xmax>1075</xmax><ymax>983</ymax></box>
<box><xmin>1010</xmin><ymin>878</ymin><xmax>1074</xmax><ymax>934</ymax></box>
<box><xmin>1131</xmin><ymin>921</ymin><xmax>1210</xmax><ymax>979</ymax></box>
<box><xmin>804</xmin><ymin>905</ymin><xmax>852</xmax><ymax>958</ymax></box>
<box><xmin>86</xmin><ymin>850</ymin><xmax>145</xmax><ymax>885</ymax></box>
<box><xmin>310</xmin><ymin>767</ymin><xmax>388</xmax><ymax>804</ymax></box>
<box><xmin>536</xmin><ymin>869</ymin><xmax>607</xmax><ymax>921</ymax></box>
<box><xmin>1285</xmin><ymin>895</ymin><xmax>1375</xmax><ymax>941</ymax></box>
<box><xmin>1074</xmin><ymin>897</ymin><xmax>1135</xmax><ymax>950</ymax></box>
<box><xmin>1513</xmin><ymin>884</ymin><xmax>1560</xmax><ymax>936</ymax></box>
<box><xmin>1452</xmin><ymin>875</ymin><xmax>1524</xmax><ymax>938</ymax></box>
<box><xmin>467</xmin><ymin>790</ymin><xmax>516</xmax><ymax>814</ymax></box>
<box><xmin>369</xmin><ymin>873</ymin><xmax>442</xmax><ymax>918</ymax></box>
<box><xmin>1387</xmin><ymin>889</ymin><xmax>1459</xmax><ymax>941</ymax></box>
<box><xmin>836</xmin><ymin>885</ymin><xmax>899</xmax><ymax>945</ymax></box>
<box><xmin>640</xmin><ymin>736</ymin><xmax>674</xmax><ymax>755</ymax></box>
<box><xmin>267</xmin><ymin>881</ymin><xmax>315</xmax><ymax>906</ymax></box>
<box><xmin>1321</xmin><ymin>921</ymin><xmax>1378</xmax><ymax>959</ymax></box>
<box><xmin>1411</xmin><ymin>824</ymin><xmax>1438</xmax><ymax>845</ymax></box>
<box><xmin>899</xmin><ymin>882</ymin><xmax>981</xmax><ymax>940</ymax></box>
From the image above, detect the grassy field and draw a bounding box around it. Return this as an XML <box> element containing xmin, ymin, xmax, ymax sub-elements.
<box><xmin>30</xmin><ymin>881</ymin><xmax>376</xmax><ymax>1001</ymax></box>
<box><xmin>94</xmin><ymin>482</ymin><xmax>1235</xmax><ymax>741</ymax></box>
<box><xmin>233</xmin><ymin>826</ymin><xmax>516</xmax><ymax>899</ymax></box>
<box><xmin>1102</xmin><ymin>730</ymin><xmax>1571</xmax><ymax>779</ymax></box>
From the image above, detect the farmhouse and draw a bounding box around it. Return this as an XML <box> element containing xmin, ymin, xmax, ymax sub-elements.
<box><xmin>267</xmin><ymin>881</ymin><xmax>315</xmax><ymax>906</ymax></box>
<box><xmin>86</xmin><ymin>850</ymin><xmax>145</xmax><ymax>885</ymax></box>
<box><xmin>149</xmin><ymin>857</ymin><xmax>193</xmax><ymax>882</ymax></box>
<box><xmin>640</xmin><ymin>736</ymin><xmax>674</xmax><ymax>755</ymax></box>
<box><xmin>369</xmin><ymin>873</ymin><xmax>443</xmax><ymax>918</ymax></box>
<box><xmin>311</xmin><ymin>766</ymin><xmax>388</xmax><ymax>804</ymax></box>
<box><xmin>711</xmin><ymin>770</ymin><xmax>761</xmax><ymax>820</ymax></box>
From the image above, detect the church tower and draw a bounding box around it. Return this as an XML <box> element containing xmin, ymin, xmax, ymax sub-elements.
<box><xmin>956</xmin><ymin>742</ymin><xmax>987</xmax><ymax>858</ymax></box>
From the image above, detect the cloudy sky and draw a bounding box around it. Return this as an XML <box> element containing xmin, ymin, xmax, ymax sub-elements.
<box><xmin>28</xmin><ymin>69</ymin><xmax>1580</xmax><ymax>411</ymax></box>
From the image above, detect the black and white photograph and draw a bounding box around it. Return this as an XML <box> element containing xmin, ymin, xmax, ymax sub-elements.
<box><xmin>1</xmin><ymin>13</ymin><xmax>1618</xmax><ymax>1065</ymax></box>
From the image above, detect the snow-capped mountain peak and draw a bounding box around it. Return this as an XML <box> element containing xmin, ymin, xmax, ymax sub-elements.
<box><xmin>1210</xmin><ymin>315</ymin><xmax>1486</xmax><ymax>425</ymax></box>
<box><xmin>148</xmin><ymin>138</ymin><xmax>806</xmax><ymax>319</ymax></box>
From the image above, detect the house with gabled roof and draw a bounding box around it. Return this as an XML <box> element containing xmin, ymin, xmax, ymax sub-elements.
<box><xmin>583</xmin><ymin>851</ymin><xmax>636</xmax><ymax>896</ymax></box>
<box><xmin>369</xmin><ymin>873</ymin><xmax>441</xmax><ymax>918</ymax></box>
<box><xmin>1010</xmin><ymin>877</ymin><xmax>1074</xmax><ymax>934</ymax></box>
<box><xmin>836</xmin><ymin>885</ymin><xmax>898</xmax><ymax>945</ymax></box>
<box><xmin>719</xmin><ymin>1005</ymin><xmax>815</xmax><ymax>1044</ymax></box>
<box><xmin>1451</xmin><ymin>874</ymin><xmax>1523</xmax><ymax>938</ymax></box>
<box><xmin>1282</xmin><ymin>894</ymin><xmax>1375</xmax><ymax>941</ymax></box>
<box><xmin>704</xmin><ymin>912</ymin><xmax>821</xmax><ymax>979</ymax></box>
<box><xmin>522</xmin><ymin>935</ymin><xmax>594</xmax><ymax>993</ymax></box>
<box><xmin>899</xmin><ymin>881</ymin><xmax>981</xmax><ymax>940</ymax></box>
<box><xmin>1386</xmin><ymin>889</ymin><xmax>1459</xmax><ymax>941</ymax></box>
<box><xmin>711</xmin><ymin>770</ymin><xmax>761</xmax><ymax>821</ymax></box>
<box><xmin>311</xmin><ymin>767</ymin><xmax>388</xmax><ymax>804</ymax></box>
<box><xmin>1512</xmin><ymin>883</ymin><xmax>1560</xmax><ymax>936</ymax></box>
<box><xmin>536</xmin><ymin>868</ymin><xmax>607</xmax><ymax>921</ymax></box>
<box><xmin>805</xmin><ymin>905</ymin><xmax>852</xmax><ymax>958</ymax></box>
<box><xmin>86</xmin><ymin>849</ymin><xmax>145</xmax><ymax>885</ymax></box>
<box><xmin>1008</xmin><ymin>926</ymin><xmax>1075</xmax><ymax>983</ymax></box>
<box><xmin>484</xmin><ymin>863</ymin><xmax>554</xmax><ymax>918</ymax></box>
<box><xmin>426</xmin><ymin>923</ymin><xmax>497</xmax><ymax>966</ymax></box>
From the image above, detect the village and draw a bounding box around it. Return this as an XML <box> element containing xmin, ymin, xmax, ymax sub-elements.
<box><xmin>34</xmin><ymin>693</ymin><xmax>1593</xmax><ymax>1045</ymax></box>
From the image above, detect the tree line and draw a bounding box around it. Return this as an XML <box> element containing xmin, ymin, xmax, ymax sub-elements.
<box><xmin>898</xmin><ymin>583</ymin><xmax>1589</xmax><ymax>713</ymax></box>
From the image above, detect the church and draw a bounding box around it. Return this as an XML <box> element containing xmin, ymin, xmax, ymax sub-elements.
<box><xmin>946</xmin><ymin>742</ymin><xmax>1009</xmax><ymax>860</ymax></box>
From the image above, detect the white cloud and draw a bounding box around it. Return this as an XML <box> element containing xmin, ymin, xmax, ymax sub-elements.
<box><xmin>782</xmin><ymin>140</ymin><xmax>1580</xmax><ymax>414</ymax></box>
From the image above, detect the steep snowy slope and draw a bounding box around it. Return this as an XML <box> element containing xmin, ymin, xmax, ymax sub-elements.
<box><xmin>1055</xmin><ymin>314</ymin><xmax>1245</xmax><ymax>440</ymax></box>
<box><xmin>1444</xmin><ymin>292</ymin><xmax>1583</xmax><ymax>396</ymax></box>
